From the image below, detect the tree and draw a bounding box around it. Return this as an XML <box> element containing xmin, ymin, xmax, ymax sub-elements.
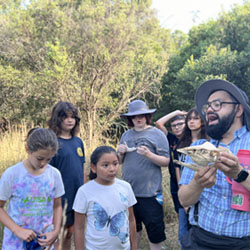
<box><xmin>158</xmin><ymin>1</ymin><xmax>250</xmax><ymax>116</ymax></box>
<box><xmin>0</xmin><ymin>0</ymin><xmax>172</xmax><ymax>147</ymax></box>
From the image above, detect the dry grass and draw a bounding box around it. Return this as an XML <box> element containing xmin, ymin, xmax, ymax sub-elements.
<box><xmin>0</xmin><ymin>126</ymin><xmax>27</xmax><ymax>176</ymax></box>
<box><xmin>0</xmin><ymin>127</ymin><xmax>180</xmax><ymax>249</ymax></box>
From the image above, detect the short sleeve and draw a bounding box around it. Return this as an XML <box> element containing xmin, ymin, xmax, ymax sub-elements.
<box><xmin>119</xmin><ymin>131</ymin><xmax>127</xmax><ymax>145</ymax></box>
<box><xmin>0</xmin><ymin>169</ymin><xmax>13</xmax><ymax>201</ymax></box>
<box><xmin>73</xmin><ymin>186</ymin><xmax>88</xmax><ymax>214</ymax></box>
<box><xmin>155</xmin><ymin>129</ymin><xmax>170</xmax><ymax>157</ymax></box>
<box><xmin>127</xmin><ymin>182</ymin><xmax>137</xmax><ymax>207</ymax></box>
<box><xmin>53</xmin><ymin>168</ymin><xmax>65</xmax><ymax>198</ymax></box>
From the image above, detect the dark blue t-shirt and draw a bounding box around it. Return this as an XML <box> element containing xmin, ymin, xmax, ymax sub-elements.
<box><xmin>50</xmin><ymin>136</ymin><xmax>85</xmax><ymax>212</ymax></box>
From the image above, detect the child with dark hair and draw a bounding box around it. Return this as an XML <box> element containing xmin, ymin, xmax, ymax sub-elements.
<box><xmin>155</xmin><ymin>110</ymin><xmax>187</xmax><ymax>214</ymax></box>
<box><xmin>177</xmin><ymin>108</ymin><xmax>207</xmax><ymax>149</ymax></box>
<box><xmin>0</xmin><ymin>128</ymin><xmax>65</xmax><ymax>249</ymax></box>
<box><xmin>175</xmin><ymin>107</ymin><xmax>208</xmax><ymax>246</ymax></box>
<box><xmin>73</xmin><ymin>146</ymin><xmax>137</xmax><ymax>250</ymax></box>
<box><xmin>48</xmin><ymin>101</ymin><xmax>85</xmax><ymax>250</ymax></box>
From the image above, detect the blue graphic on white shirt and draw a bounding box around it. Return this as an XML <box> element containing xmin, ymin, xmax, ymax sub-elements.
<box><xmin>117</xmin><ymin>221</ymin><xmax>129</xmax><ymax>244</ymax></box>
<box><xmin>119</xmin><ymin>193</ymin><xmax>128</xmax><ymax>204</ymax></box>
<box><xmin>93</xmin><ymin>202</ymin><xmax>128</xmax><ymax>243</ymax></box>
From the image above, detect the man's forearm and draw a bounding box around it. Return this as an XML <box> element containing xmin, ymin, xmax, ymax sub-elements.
<box><xmin>178</xmin><ymin>180</ymin><xmax>204</xmax><ymax>207</ymax></box>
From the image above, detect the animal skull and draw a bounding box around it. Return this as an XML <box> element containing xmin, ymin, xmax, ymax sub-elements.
<box><xmin>173</xmin><ymin>141</ymin><xmax>231</xmax><ymax>171</ymax></box>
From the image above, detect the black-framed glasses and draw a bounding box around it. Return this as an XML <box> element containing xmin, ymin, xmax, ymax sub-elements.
<box><xmin>171</xmin><ymin>122</ymin><xmax>185</xmax><ymax>129</ymax></box>
<box><xmin>202</xmin><ymin>99</ymin><xmax>239</xmax><ymax>113</ymax></box>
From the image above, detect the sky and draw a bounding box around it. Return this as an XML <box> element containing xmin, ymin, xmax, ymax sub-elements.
<box><xmin>151</xmin><ymin>0</ymin><xmax>245</xmax><ymax>33</ymax></box>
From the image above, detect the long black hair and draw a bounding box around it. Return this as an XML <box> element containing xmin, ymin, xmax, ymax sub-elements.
<box><xmin>178</xmin><ymin>108</ymin><xmax>207</xmax><ymax>148</ymax></box>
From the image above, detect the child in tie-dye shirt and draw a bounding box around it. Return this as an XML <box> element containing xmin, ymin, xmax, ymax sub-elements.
<box><xmin>0</xmin><ymin>128</ymin><xmax>65</xmax><ymax>250</ymax></box>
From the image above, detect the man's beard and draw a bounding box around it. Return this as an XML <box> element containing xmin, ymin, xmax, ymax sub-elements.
<box><xmin>206</xmin><ymin>110</ymin><xmax>236</xmax><ymax>140</ymax></box>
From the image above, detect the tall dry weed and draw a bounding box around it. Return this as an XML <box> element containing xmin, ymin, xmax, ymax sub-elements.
<box><xmin>0</xmin><ymin>125</ymin><xmax>28</xmax><ymax>176</ymax></box>
<box><xmin>0</xmin><ymin>126</ymin><xmax>179</xmax><ymax>249</ymax></box>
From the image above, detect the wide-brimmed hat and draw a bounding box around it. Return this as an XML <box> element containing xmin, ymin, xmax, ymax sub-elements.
<box><xmin>121</xmin><ymin>100</ymin><xmax>156</xmax><ymax>117</ymax></box>
<box><xmin>195</xmin><ymin>79</ymin><xmax>250</xmax><ymax>130</ymax></box>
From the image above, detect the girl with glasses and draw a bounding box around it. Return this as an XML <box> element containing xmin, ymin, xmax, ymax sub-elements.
<box><xmin>175</xmin><ymin>108</ymin><xmax>208</xmax><ymax>247</ymax></box>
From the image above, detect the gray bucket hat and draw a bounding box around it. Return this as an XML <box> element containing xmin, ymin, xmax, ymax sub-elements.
<box><xmin>121</xmin><ymin>100</ymin><xmax>156</xmax><ymax>117</ymax></box>
<box><xmin>195</xmin><ymin>79</ymin><xmax>250</xmax><ymax>130</ymax></box>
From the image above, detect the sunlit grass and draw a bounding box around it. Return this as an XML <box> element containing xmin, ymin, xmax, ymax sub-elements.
<box><xmin>0</xmin><ymin>125</ymin><xmax>28</xmax><ymax>176</ymax></box>
<box><xmin>0</xmin><ymin>126</ymin><xmax>179</xmax><ymax>249</ymax></box>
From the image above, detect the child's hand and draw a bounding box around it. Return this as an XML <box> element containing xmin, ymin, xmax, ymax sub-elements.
<box><xmin>15</xmin><ymin>228</ymin><xmax>37</xmax><ymax>241</ymax></box>
<box><xmin>179</xmin><ymin>110</ymin><xmax>187</xmax><ymax>116</ymax></box>
<box><xmin>38</xmin><ymin>231</ymin><xmax>58</xmax><ymax>248</ymax></box>
<box><xmin>117</xmin><ymin>144</ymin><xmax>128</xmax><ymax>154</ymax></box>
<box><xmin>137</xmin><ymin>145</ymin><xmax>151</xmax><ymax>158</ymax></box>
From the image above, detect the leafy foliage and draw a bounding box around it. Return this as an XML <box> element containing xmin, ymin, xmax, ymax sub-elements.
<box><xmin>158</xmin><ymin>1</ymin><xmax>250</xmax><ymax>117</ymax></box>
<box><xmin>0</xmin><ymin>0</ymin><xmax>172</xmax><ymax>147</ymax></box>
<box><xmin>0</xmin><ymin>0</ymin><xmax>249</xmax><ymax>146</ymax></box>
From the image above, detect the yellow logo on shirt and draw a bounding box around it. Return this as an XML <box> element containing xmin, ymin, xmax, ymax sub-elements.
<box><xmin>77</xmin><ymin>147</ymin><xmax>83</xmax><ymax>157</ymax></box>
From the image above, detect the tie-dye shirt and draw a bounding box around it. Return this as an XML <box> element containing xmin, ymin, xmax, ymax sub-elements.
<box><xmin>0</xmin><ymin>162</ymin><xmax>65</xmax><ymax>250</ymax></box>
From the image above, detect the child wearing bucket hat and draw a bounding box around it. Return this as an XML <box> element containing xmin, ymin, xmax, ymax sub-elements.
<box><xmin>117</xmin><ymin>100</ymin><xmax>170</xmax><ymax>250</ymax></box>
<box><xmin>178</xmin><ymin>79</ymin><xmax>250</xmax><ymax>249</ymax></box>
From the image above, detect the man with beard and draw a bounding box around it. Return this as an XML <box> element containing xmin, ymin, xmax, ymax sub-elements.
<box><xmin>178</xmin><ymin>79</ymin><xmax>250</xmax><ymax>250</ymax></box>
